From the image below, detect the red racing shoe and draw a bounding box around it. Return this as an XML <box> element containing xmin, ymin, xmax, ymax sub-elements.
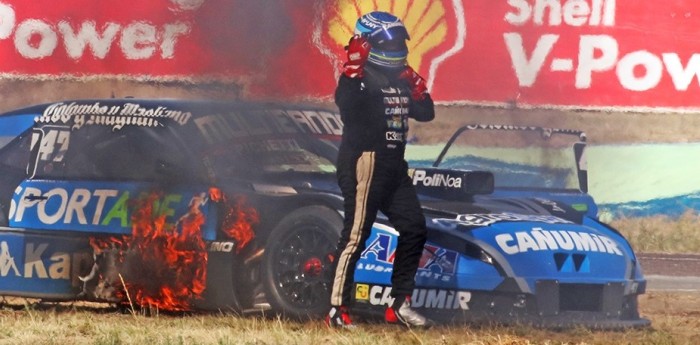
<box><xmin>385</xmin><ymin>296</ymin><xmax>434</xmax><ymax>328</ymax></box>
<box><xmin>326</xmin><ymin>305</ymin><xmax>356</xmax><ymax>329</ymax></box>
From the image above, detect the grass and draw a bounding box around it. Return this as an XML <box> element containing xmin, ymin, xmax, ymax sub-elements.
<box><xmin>611</xmin><ymin>211</ymin><xmax>700</xmax><ymax>254</ymax></box>
<box><xmin>0</xmin><ymin>291</ymin><xmax>698</xmax><ymax>345</ymax></box>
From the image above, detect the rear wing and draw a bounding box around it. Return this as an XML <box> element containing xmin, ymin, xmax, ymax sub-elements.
<box><xmin>432</xmin><ymin>124</ymin><xmax>589</xmax><ymax>193</ymax></box>
<box><xmin>409</xmin><ymin>168</ymin><xmax>494</xmax><ymax>201</ymax></box>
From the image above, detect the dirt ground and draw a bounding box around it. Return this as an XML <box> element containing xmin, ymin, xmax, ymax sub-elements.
<box><xmin>3</xmin><ymin>79</ymin><xmax>700</xmax><ymax>145</ymax></box>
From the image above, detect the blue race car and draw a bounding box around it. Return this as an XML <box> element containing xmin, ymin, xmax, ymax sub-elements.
<box><xmin>0</xmin><ymin>99</ymin><xmax>648</xmax><ymax>328</ymax></box>
<box><xmin>357</xmin><ymin>124</ymin><xmax>648</xmax><ymax>328</ymax></box>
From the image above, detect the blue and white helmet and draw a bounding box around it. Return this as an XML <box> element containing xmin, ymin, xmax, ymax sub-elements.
<box><xmin>354</xmin><ymin>11</ymin><xmax>410</xmax><ymax>69</ymax></box>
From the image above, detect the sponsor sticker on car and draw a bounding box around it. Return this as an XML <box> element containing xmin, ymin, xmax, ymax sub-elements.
<box><xmin>355</xmin><ymin>284</ymin><xmax>471</xmax><ymax>310</ymax></box>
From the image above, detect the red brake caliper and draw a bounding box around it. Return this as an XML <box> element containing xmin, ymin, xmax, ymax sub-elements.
<box><xmin>302</xmin><ymin>257</ymin><xmax>323</xmax><ymax>277</ymax></box>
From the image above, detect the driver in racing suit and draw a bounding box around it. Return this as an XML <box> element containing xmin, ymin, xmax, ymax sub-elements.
<box><xmin>326</xmin><ymin>11</ymin><xmax>435</xmax><ymax>329</ymax></box>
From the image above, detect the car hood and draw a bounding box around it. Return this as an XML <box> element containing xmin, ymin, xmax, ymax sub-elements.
<box><xmin>423</xmin><ymin>199</ymin><xmax>640</xmax><ymax>285</ymax></box>
<box><xmin>422</xmin><ymin>195</ymin><xmax>585</xmax><ymax>221</ymax></box>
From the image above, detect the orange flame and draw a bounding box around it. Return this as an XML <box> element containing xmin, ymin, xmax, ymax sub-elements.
<box><xmin>87</xmin><ymin>188</ymin><xmax>260</xmax><ymax>311</ymax></box>
<box><xmin>89</xmin><ymin>191</ymin><xmax>208</xmax><ymax>311</ymax></box>
<box><xmin>210</xmin><ymin>187</ymin><xmax>259</xmax><ymax>253</ymax></box>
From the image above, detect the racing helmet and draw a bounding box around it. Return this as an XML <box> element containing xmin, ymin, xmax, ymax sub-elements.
<box><xmin>354</xmin><ymin>11</ymin><xmax>410</xmax><ymax>69</ymax></box>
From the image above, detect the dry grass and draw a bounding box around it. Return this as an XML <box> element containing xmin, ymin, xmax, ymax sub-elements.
<box><xmin>0</xmin><ymin>291</ymin><xmax>697</xmax><ymax>345</ymax></box>
<box><xmin>611</xmin><ymin>211</ymin><xmax>700</xmax><ymax>254</ymax></box>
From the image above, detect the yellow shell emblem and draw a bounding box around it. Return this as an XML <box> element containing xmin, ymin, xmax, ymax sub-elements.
<box><xmin>328</xmin><ymin>0</ymin><xmax>449</xmax><ymax>72</ymax></box>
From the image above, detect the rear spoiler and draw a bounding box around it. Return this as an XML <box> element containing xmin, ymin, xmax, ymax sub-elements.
<box><xmin>432</xmin><ymin>124</ymin><xmax>589</xmax><ymax>193</ymax></box>
<box><xmin>409</xmin><ymin>168</ymin><xmax>494</xmax><ymax>201</ymax></box>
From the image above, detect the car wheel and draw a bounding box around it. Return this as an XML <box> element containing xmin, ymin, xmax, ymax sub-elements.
<box><xmin>262</xmin><ymin>206</ymin><xmax>341</xmax><ymax>319</ymax></box>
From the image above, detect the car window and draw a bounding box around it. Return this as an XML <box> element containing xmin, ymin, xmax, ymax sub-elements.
<box><xmin>191</xmin><ymin>110</ymin><xmax>338</xmax><ymax>181</ymax></box>
<box><xmin>205</xmin><ymin>136</ymin><xmax>336</xmax><ymax>179</ymax></box>
<box><xmin>30</xmin><ymin>124</ymin><xmax>205</xmax><ymax>183</ymax></box>
<box><xmin>0</xmin><ymin>114</ymin><xmax>36</xmax><ymax>173</ymax></box>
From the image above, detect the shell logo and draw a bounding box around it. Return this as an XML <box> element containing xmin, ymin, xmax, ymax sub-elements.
<box><xmin>313</xmin><ymin>0</ymin><xmax>466</xmax><ymax>90</ymax></box>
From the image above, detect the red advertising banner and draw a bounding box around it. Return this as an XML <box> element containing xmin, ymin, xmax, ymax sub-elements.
<box><xmin>0</xmin><ymin>0</ymin><xmax>698</xmax><ymax>110</ymax></box>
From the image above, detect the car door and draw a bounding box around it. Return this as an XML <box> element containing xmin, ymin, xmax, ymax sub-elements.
<box><xmin>1</xmin><ymin>118</ymin><xmax>218</xmax><ymax>300</ymax></box>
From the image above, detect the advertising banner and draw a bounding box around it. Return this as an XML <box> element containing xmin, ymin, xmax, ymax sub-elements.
<box><xmin>1</xmin><ymin>0</ymin><xmax>699</xmax><ymax>109</ymax></box>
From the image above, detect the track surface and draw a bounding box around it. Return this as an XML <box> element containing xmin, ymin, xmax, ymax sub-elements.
<box><xmin>639</xmin><ymin>253</ymin><xmax>700</xmax><ymax>277</ymax></box>
<box><xmin>638</xmin><ymin>253</ymin><xmax>700</xmax><ymax>291</ymax></box>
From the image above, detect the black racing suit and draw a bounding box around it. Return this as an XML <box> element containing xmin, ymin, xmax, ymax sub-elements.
<box><xmin>330</xmin><ymin>65</ymin><xmax>435</xmax><ymax>307</ymax></box>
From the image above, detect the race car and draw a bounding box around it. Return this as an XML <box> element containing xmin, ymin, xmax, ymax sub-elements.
<box><xmin>0</xmin><ymin>99</ymin><xmax>648</xmax><ymax>328</ymax></box>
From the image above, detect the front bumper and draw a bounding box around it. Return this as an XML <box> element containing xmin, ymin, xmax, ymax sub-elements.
<box><xmin>423</xmin><ymin>279</ymin><xmax>650</xmax><ymax>329</ymax></box>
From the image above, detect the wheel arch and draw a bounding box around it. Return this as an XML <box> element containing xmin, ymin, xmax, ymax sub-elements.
<box><xmin>254</xmin><ymin>193</ymin><xmax>343</xmax><ymax>244</ymax></box>
<box><xmin>260</xmin><ymin>204</ymin><xmax>343</xmax><ymax>319</ymax></box>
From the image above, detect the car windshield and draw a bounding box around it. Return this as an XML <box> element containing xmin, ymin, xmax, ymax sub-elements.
<box><xmin>19</xmin><ymin>102</ymin><xmax>341</xmax><ymax>183</ymax></box>
<box><xmin>434</xmin><ymin>125</ymin><xmax>585</xmax><ymax>191</ymax></box>
<box><xmin>187</xmin><ymin>107</ymin><xmax>340</xmax><ymax>181</ymax></box>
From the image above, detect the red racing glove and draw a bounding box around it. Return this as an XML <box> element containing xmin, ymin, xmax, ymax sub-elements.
<box><xmin>399</xmin><ymin>66</ymin><xmax>428</xmax><ymax>101</ymax></box>
<box><xmin>342</xmin><ymin>35</ymin><xmax>371</xmax><ymax>78</ymax></box>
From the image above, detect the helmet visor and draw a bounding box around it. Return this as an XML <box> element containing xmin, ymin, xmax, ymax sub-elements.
<box><xmin>367</xmin><ymin>23</ymin><xmax>410</xmax><ymax>46</ymax></box>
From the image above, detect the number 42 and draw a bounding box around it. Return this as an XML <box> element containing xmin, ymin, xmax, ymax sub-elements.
<box><xmin>31</xmin><ymin>128</ymin><xmax>71</xmax><ymax>162</ymax></box>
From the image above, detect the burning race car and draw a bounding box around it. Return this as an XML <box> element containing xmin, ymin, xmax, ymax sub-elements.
<box><xmin>0</xmin><ymin>99</ymin><xmax>648</xmax><ymax>328</ymax></box>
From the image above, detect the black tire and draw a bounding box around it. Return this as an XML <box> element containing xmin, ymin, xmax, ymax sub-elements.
<box><xmin>261</xmin><ymin>206</ymin><xmax>341</xmax><ymax>320</ymax></box>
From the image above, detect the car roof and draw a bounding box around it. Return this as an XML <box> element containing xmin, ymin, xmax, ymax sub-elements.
<box><xmin>0</xmin><ymin>98</ymin><xmax>328</xmax><ymax>118</ymax></box>
<box><xmin>2</xmin><ymin>98</ymin><xmax>342</xmax><ymax>138</ymax></box>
